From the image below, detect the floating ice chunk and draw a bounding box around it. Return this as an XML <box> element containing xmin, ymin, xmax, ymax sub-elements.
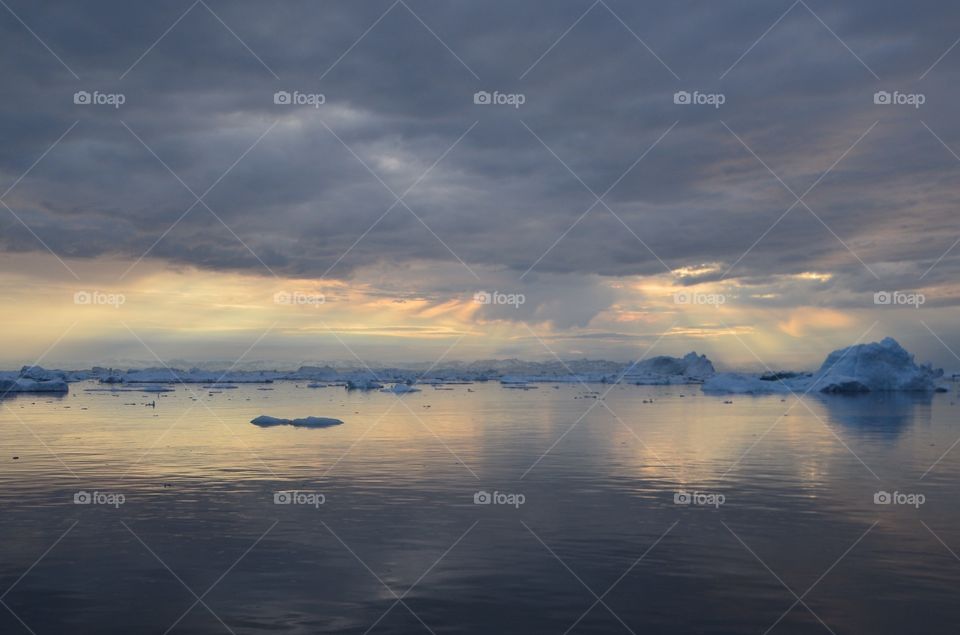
<box><xmin>250</xmin><ymin>415</ymin><xmax>344</xmax><ymax>428</ymax></box>
<box><xmin>381</xmin><ymin>383</ymin><xmax>421</xmax><ymax>394</ymax></box>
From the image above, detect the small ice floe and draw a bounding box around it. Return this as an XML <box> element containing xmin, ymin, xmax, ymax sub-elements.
<box><xmin>250</xmin><ymin>415</ymin><xmax>344</xmax><ymax>428</ymax></box>
<box><xmin>382</xmin><ymin>383</ymin><xmax>421</xmax><ymax>394</ymax></box>
<box><xmin>345</xmin><ymin>379</ymin><xmax>383</xmax><ymax>391</ymax></box>
<box><xmin>202</xmin><ymin>384</ymin><xmax>238</xmax><ymax>389</ymax></box>
<box><xmin>306</xmin><ymin>382</ymin><xmax>328</xmax><ymax>388</ymax></box>
<box><xmin>84</xmin><ymin>385</ymin><xmax>174</xmax><ymax>393</ymax></box>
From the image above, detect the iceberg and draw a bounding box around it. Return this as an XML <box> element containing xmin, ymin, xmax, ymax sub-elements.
<box><xmin>621</xmin><ymin>352</ymin><xmax>715</xmax><ymax>384</ymax></box>
<box><xmin>0</xmin><ymin>366</ymin><xmax>69</xmax><ymax>394</ymax></box>
<box><xmin>703</xmin><ymin>338</ymin><xmax>942</xmax><ymax>395</ymax></box>
<box><xmin>250</xmin><ymin>415</ymin><xmax>344</xmax><ymax>428</ymax></box>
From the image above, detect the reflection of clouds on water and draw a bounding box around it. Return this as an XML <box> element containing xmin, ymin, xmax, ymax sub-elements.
<box><xmin>814</xmin><ymin>393</ymin><xmax>934</xmax><ymax>439</ymax></box>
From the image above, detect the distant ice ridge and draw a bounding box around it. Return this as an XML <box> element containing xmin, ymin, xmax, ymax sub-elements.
<box><xmin>702</xmin><ymin>338</ymin><xmax>943</xmax><ymax>394</ymax></box>
<box><xmin>0</xmin><ymin>366</ymin><xmax>69</xmax><ymax>393</ymax></box>
<box><xmin>499</xmin><ymin>352</ymin><xmax>716</xmax><ymax>385</ymax></box>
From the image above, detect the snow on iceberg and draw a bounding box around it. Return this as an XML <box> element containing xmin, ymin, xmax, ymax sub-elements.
<box><xmin>250</xmin><ymin>415</ymin><xmax>344</xmax><ymax>428</ymax></box>
<box><xmin>703</xmin><ymin>338</ymin><xmax>942</xmax><ymax>395</ymax></box>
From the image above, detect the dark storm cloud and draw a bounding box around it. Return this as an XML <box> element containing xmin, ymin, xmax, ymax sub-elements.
<box><xmin>2</xmin><ymin>0</ymin><xmax>960</xmax><ymax>297</ymax></box>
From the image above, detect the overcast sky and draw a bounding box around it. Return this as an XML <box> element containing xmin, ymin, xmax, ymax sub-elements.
<box><xmin>1</xmin><ymin>0</ymin><xmax>960</xmax><ymax>369</ymax></box>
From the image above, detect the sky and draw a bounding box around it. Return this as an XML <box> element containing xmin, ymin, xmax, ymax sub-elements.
<box><xmin>1</xmin><ymin>0</ymin><xmax>960</xmax><ymax>370</ymax></box>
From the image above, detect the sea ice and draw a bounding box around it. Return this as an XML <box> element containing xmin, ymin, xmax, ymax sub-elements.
<box><xmin>250</xmin><ymin>415</ymin><xmax>344</xmax><ymax>428</ymax></box>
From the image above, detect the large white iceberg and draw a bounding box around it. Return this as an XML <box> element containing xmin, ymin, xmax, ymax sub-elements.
<box><xmin>703</xmin><ymin>338</ymin><xmax>942</xmax><ymax>395</ymax></box>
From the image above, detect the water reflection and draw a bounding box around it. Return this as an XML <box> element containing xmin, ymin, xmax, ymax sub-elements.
<box><xmin>1</xmin><ymin>383</ymin><xmax>959</xmax><ymax>634</ymax></box>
